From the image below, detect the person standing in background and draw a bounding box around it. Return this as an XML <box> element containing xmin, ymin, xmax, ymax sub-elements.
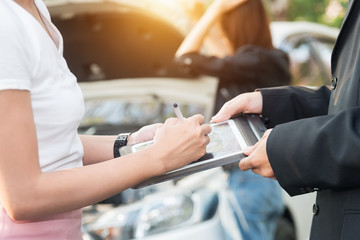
<box><xmin>175</xmin><ymin>0</ymin><xmax>291</xmax><ymax>239</ymax></box>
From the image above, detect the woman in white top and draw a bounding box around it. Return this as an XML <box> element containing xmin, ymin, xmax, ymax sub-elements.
<box><xmin>0</xmin><ymin>0</ymin><xmax>211</xmax><ymax>239</ymax></box>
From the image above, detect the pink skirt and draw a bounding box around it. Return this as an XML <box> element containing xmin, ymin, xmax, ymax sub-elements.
<box><xmin>0</xmin><ymin>207</ymin><xmax>82</xmax><ymax>240</ymax></box>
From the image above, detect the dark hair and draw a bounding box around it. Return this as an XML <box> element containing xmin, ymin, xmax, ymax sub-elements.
<box><xmin>220</xmin><ymin>0</ymin><xmax>273</xmax><ymax>50</ymax></box>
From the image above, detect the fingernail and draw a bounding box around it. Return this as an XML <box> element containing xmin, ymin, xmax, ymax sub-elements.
<box><xmin>211</xmin><ymin>114</ymin><xmax>221</xmax><ymax>122</ymax></box>
<box><xmin>243</xmin><ymin>146</ymin><xmax>252</xmax><ymax>155</ymax></box>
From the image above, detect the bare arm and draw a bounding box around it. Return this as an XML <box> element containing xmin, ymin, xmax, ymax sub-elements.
<box><xmin>203</xmin><ymin>22</ymin><xmax>233</xmax><ymax>58</ymax></box>
<box><xmin>175</xmin><ymin>0</ymin><xmax>248</xmax><ymax>58</ymax></box>
<box><xmin>0</xmin><ymin>90</ymin><xmax>210</xmax><ymax>221</ymax></box>
<box><xmin>80</xmin><ymin>123</ymin><xmax>162</xmax><ymax>165</ymax></box>
<box><xmin>80</xmin><ymin>135</ymin><xmax>116</xmax><ymax>164</ymax></box>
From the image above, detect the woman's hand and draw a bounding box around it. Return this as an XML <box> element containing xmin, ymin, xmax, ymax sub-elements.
<box><xmin>211</xmin><ymin>91</ymin><xmax>263</xmax><ymax>122</ymax></box>
<box><xmin>152</xmin><ymin>114</ymin><xmax>211</xmax><ymax>172</ymax></box>
<box><xmin>127</xmin><ymin>123</ymin><xmax>162</xmax><ymax>145</ymax></box>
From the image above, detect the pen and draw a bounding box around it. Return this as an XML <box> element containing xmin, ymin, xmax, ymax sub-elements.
<box><xmin>173</xmin><ymin>103</ymin><xmax>184</xmax><ymax>120</ymax></box>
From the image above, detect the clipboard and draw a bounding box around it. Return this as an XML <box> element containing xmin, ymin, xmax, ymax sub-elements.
<box><xmin>120</xmin><ymin>114</ymin><xmax>267</xmax><ymax>189</ymax></box>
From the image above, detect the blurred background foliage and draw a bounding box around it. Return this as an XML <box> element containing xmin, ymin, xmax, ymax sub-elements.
<box><xmin>184</xmin><ymin>0</ymin><xmax>349</xmax><ymax>28</ymax></box>
<box><xmin>278</xmin><ymin>0</ymin><xmax>348</xmax><ymax>28</ymax></box>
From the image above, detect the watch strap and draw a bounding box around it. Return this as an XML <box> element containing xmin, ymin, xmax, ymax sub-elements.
<box><xmin>113</xmin><ymin>133</ymin><xmax>131</xmax><ymax>158</ymax></box>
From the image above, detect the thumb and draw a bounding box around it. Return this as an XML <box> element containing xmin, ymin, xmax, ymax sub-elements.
<box><xmin>243</xmin><ymin>145</ymin><xmax>253</xmax><ymax>156</ymax></box>
<box><xmin>239</xmin><ymin>156</ymin><xmax>252</xmax><ymax>171</ymax></box>
<box><xmin>211</xmin><ymin>112</ymin><xmax>231</xmax><ymax>123</ymax></box>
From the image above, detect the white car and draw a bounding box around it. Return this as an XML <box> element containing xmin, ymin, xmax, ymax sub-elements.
<box><xmin>45</xmin><ymin>1</ymin><xmax>339</xmax><ymax>239</ymax></box>
<box><xmin>271</xmin><ymin>21</ymin><xmax>339</xmax><ymax>87</ymax></box>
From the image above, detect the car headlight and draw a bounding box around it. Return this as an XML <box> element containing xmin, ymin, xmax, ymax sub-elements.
<box><xmin>135</xmin><ymin>193</ymin><xmax>193</xmax><ymax>237</ymax></box>
<box><xmin>86</xmin><ymin>192</ymin><xmax>195</xmax><ymax>240</ymax></box>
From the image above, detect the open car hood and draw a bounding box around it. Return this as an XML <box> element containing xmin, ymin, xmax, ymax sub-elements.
<box><xmin>45</xmin><ymin>0</ymin><xmax>218</xmax><ymax>134</ymax></box>
<box><xmin>46</xmin><ymin>0</ymin><xmax>193</xmax><ymax>81</ymax></box>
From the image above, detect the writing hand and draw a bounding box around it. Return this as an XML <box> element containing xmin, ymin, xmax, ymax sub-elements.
<box><xmin>153</xmin><ymin>114</ymin><xmax>211</xmax><ymax>172</ymax></box>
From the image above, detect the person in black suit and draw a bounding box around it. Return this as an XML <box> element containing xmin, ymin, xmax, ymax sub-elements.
<box><xmin>212</xmin><ymin>1</ymin><xmax>360</xmax><ymax>239</ymax></box>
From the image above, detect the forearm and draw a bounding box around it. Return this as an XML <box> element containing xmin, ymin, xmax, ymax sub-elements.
<box><xmin>175</xmin><ymin>4</ymin><xmax>221</xmax><ymax>57</ymax></box>
<box><xmin>203</xmin><ymin>22</ymin><xmax>233</xmax><ymax>57</ymax></box>
<box><xmin>7</xmin><ymin>145</ymin><xmax>164</xmax><ymax>221</ymax></box>
<box><xmin>80</xmin><ymin>129</ymin><xmax>153</xmax><ymax>165</ymax></box>
<box><xmin>80</xmin><ymin>135</ymin><xmax>117</xmax><ymax>165</ymax></box>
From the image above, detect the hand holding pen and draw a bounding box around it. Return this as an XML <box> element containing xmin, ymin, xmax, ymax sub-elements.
<box><xmin>151</xmin><ymin>103</ymin><xmax>211</xmax><ymax>171</ymax></box>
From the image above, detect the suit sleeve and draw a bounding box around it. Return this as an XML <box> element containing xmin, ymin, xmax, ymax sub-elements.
<box><xmin>259</xmin><ymin>85</ymin><xmax>330</xmax><ymax>128</ymax></box>
<box><xmin>260</xmin><ymin>86</ymin><xmax>360</xmax><ymax>196</ymax></box>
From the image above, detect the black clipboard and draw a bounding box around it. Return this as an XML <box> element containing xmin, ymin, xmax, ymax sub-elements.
<box><xmin>120</xmin><ymin>114</ymin><xmax>267</xmax><ymax>189</ymax></box>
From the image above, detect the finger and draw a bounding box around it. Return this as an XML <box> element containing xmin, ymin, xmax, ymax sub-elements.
<box><xmin>141</xmin><ymin>123</ymin><xmax>163</xmax><ymax>135</ymax></box>
<box><xmin>151</xmin><ymin>123</ymin><xmax>163</xmax><ymax>130</ymax></box>
<box><xmin>246</xmin><ymin>137</ymin><xmax>262</xmax><ymax>152</ymax></box>
<box><xmin>238</xmin><ymin>156</ymin><xmax>253</xmax><ymax>171</ymax></box>
<box><xmin>243</xmin><ymin>135</ymin><xmax>263</xmax><ymax>156</ymax></box>
<box><xmin>204</xmin><ymin>135</ymin><xmax>211</xmax><ymax>145</ymax></box>
<box><xmin>243</xmin><ymin>145</ymin><xmax>254</xmax><ymax>156</ymax></box>
<box><xmin>211</xmin><ymin>106</ymin><xmax>233</xmax><ymax>123</ymax></box>
<box><xmin>211</xmin><ymin>97</ymin><xmax>243</xmax><ymax>122</ymax></box>
<box><xmin>251</xmin><ymin>170</ymin><xmax>277</xmax><ymax>180</ymax></box>
<box><xmin>251</xmin><ymin>167</ymin><xmax>261</xmax><ymax>176</ymax></box>
<box><xmin>151</xmin><ymin>124</ymin><xmax>163</xmax><ymax>137</ymax></box>
<box><xmin>163</xmin><ymin>117</ymin><xmax>179</xmax><ymax>125</ymax></box>
<box><xmin>252</xmin><ymin>166</ymin><xmax>276</xmax><ymax>179</ymax></box>
<box><xmin>154</xmin><ymin>124</ymin><xmax>165</xmax><ymax>135</ymax></box>
<box><xmin>244</xmin><ymin>129</ymin><xmax>271</xmax><ymax>154</ymax></box>
<box><xmin>188</xmin><ymin>114</ymin><xmax>205</xmax><ymax>125</ymax></box>
<box><xmin>201</xmin><ymin>124</ymin><xmax>212</xmax><ymax>136</ymax></box>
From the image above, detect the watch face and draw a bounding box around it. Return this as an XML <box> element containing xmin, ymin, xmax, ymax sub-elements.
<box><xmin>118</xmin><ymin>135</ymin><xmax>128</xmax><ymax>141</ymax></box>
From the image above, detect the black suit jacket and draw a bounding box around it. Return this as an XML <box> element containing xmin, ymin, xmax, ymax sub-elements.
<box><xmin>260</xmin><ymin>1</ymin><xmax>360</xmax><ymax>239</ymax></box>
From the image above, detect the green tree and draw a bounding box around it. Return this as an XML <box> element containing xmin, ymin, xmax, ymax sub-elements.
<box><xmin>287</xmin><ymin>0</ymin><xmax>348</xmax><ymax>28</ymax></box>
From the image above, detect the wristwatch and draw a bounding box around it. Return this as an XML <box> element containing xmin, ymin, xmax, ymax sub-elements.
<box><xmin>113</xmin><ymin>132</ymin><xmax>131</xmax><ymax>158</ymax></box>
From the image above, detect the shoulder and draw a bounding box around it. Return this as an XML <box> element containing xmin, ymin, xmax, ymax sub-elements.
<box><xmin>0</xmin><ymin>2</ymin><xmax>28</xmax><ymax>42</ymax></box>
<box><xmin>0</xmin><ymin>1</ymin><xmax>17</xmax><ymax>26</ymax></box>
<box><xmin>0</xmin><ymin>2</ymin><xmax>35</xmax><ymax>77</ymax></box>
